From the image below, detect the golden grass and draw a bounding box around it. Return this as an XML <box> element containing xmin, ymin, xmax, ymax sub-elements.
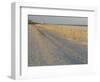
<box><xmin>35</xmin><ymin>24</ymin><xmax>87</xmax><ymax>45</ymax></box>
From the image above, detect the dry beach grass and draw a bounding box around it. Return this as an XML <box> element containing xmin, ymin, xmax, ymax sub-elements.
<box><xmin>28</xmin><ymin>23</ymin><xmax>88</xmax><ymax>66</ymax></box>
<box><xmin>36</xmin><ymin>24</ymin><xmax>87</xmax><ymax>45</ymax></box>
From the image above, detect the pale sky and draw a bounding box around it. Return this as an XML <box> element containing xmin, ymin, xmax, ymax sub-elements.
<box><xmin>28</xmin><ymin>15</ymin><xmax>88</xmax><ymax>26</ymax></box>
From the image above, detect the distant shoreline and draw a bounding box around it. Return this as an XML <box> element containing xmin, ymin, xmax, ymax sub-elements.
<box><xmin>28</xmin><ymin>23</ymin><xmax>87</xmax><ymax>27</ymax></box>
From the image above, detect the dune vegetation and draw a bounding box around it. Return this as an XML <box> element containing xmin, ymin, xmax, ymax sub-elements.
<box><xmin>34</xmin><ymin>24</ymin><xmax>87</xmax><ymax>45</ymax></box>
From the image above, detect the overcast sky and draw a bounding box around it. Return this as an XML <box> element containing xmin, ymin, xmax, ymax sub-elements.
<box><xmin>28</xmin><ymin>15</ymin><xmax>88</xmax><ymax>26</ymax></box>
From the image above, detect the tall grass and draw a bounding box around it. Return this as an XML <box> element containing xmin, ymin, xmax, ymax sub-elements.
<box><xmin>36</xmin><ymin>24</ymin><xmax>87</xmax><ymax>45</ymax></box>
